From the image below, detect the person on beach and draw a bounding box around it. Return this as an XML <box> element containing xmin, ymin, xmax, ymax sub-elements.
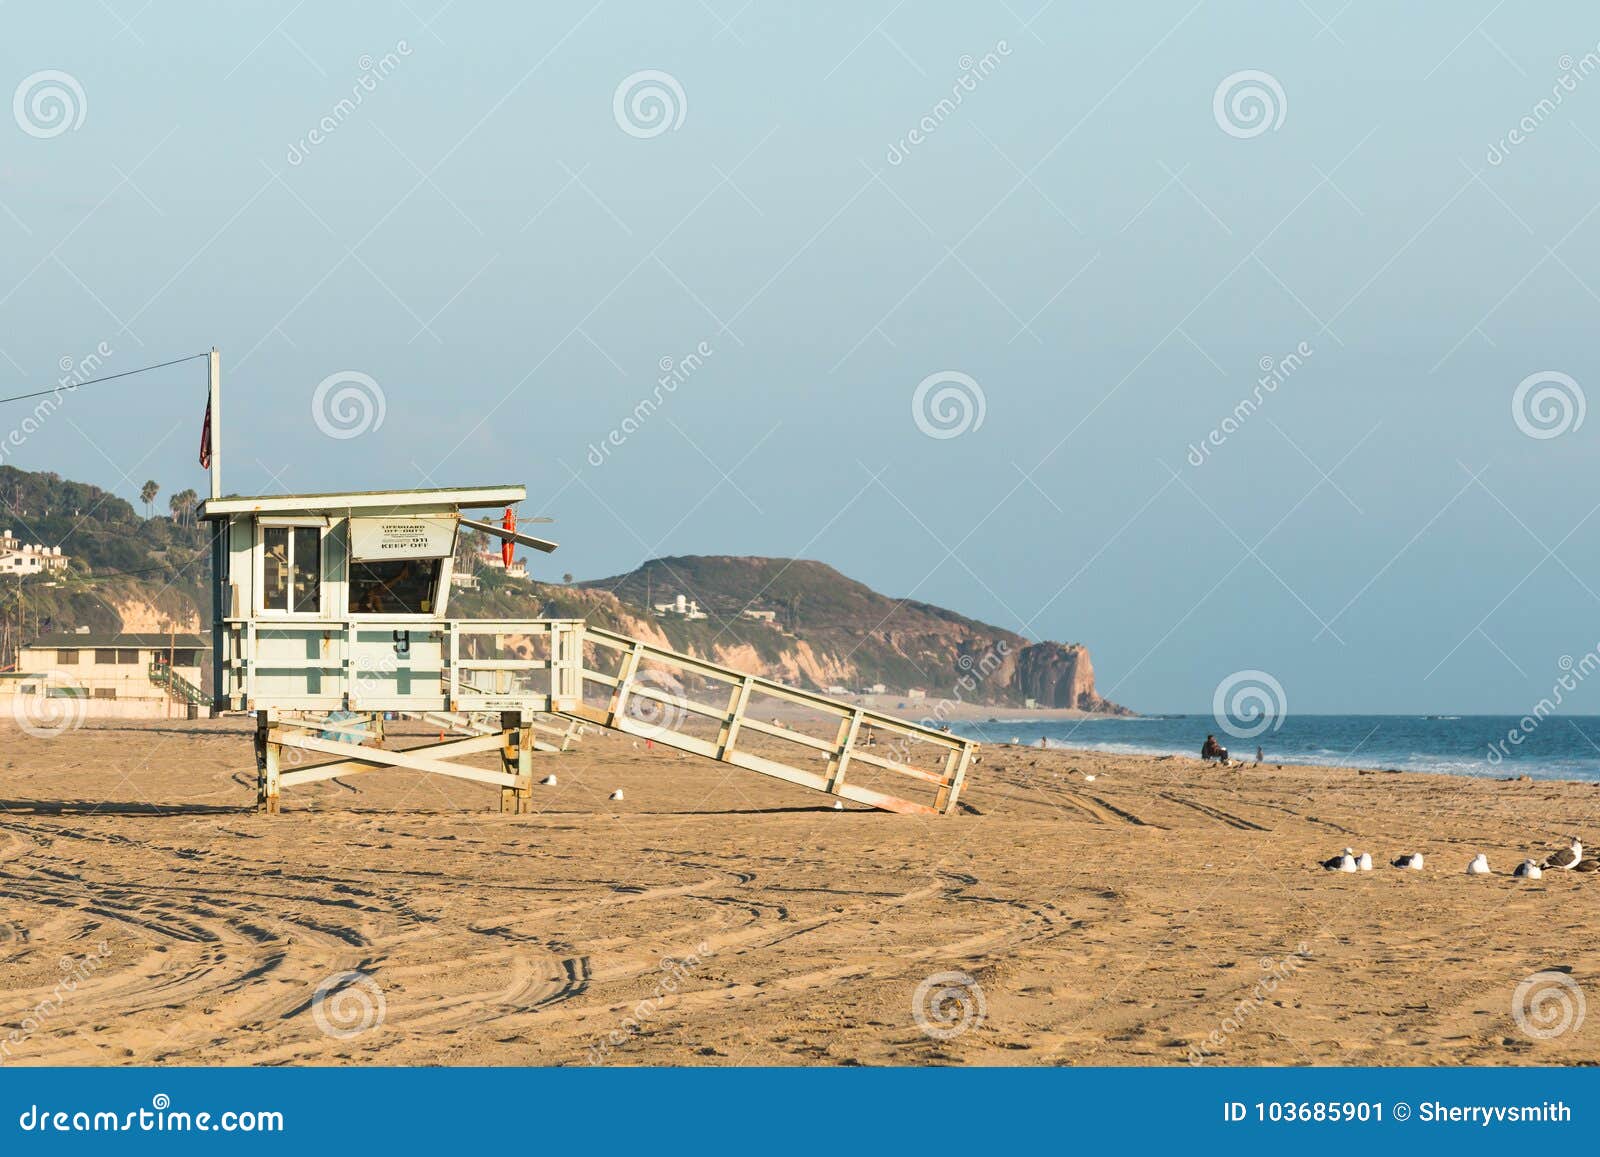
<box><xmin>1255</xmin><ymin>745</ymin><xmax>1263</xmax><ymax>765</ymax></box>
<box><xmin>1201</xmin><ymin>734</ymin><xmax>1229</xmax><ymax>763</ymax></box>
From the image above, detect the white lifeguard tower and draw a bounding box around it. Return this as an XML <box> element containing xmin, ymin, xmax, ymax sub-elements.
<box><xmin>197</xmin><ymin>352</ymin><xmax>973</xmax><ymax>816</ymax></box>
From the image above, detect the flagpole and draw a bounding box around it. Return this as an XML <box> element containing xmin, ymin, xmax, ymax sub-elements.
<box><xmin>207</xmin><ymin>348</ymin><xmax>221</xmax><ymax>500</ymax></box>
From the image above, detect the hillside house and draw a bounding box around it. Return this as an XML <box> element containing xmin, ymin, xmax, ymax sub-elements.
<box><xmin>653</xmin><ymin>594</ymin><xmax>708</xmax><ymax>620</ymax></box>
<box><xmin>478</xmin><ymin>551</ymin><xmax>528</xmax><ymax>579</ymax></box>
<box><xmin>0</xmin><ymin>529</ymin><xmax>67</xmax><ymax>576</ymax></box>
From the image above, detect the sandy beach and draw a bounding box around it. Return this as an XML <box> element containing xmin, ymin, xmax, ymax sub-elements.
<box><xmin>0</xmin><ymin>716</ymin><xmax>1594</xmax><ymax>1067</ymax></box>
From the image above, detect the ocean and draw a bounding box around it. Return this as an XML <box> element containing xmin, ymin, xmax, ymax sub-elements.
<box><xmin>945</xmin><ymin>714</ymin><xmax>1600</xmax><ymax>783</ymax></box>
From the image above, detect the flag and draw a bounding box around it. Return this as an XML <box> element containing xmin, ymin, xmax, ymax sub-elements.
<box><xmin>199</xmin><ymin>395</ymin><xmax>212</xmax><ymax>469</ymax></box>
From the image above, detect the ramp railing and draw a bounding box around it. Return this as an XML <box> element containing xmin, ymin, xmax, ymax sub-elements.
<box><xmin>557</xmin><ymin>626</ymin><xmax>972</xmax><ymax>815</ymax></box>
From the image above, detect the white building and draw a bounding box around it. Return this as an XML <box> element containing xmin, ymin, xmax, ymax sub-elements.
<box><xmin>477</xmin><ymin>551</ymin><xmax>528</xmax><ymax>579</ymax></box>
<box><xmin>654</xmin><ymin>593</ymin><xmax>708</xmax><ymax>620</ymax></box>
<box><xmin>2</xmin><ymin>631</ymin><xmax>208</xmax><ymax>719</ymax></box>
<box><xmin>0</xmin><ymin>530</ymin><xmax>67</xmax><ymax>576</ymax></box>
<box><xmin>740</xmin><ymin>608</ymin><xmax>777</xmax><ymax>622</ymax></box>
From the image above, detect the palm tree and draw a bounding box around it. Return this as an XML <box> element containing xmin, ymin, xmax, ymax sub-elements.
<box><xmin>454</xmin><ymin>528</ymin><xmax>488</xmax><ymax>574</ymax></box>
<box><xmin>140</xmin><ymin>480</ymin><xmax>159</xmax><ymax>518</ymax></box>
<box><xmin>168</xmin><ymin>489</ymin><xmax>198</xmax><ymax>529</ymax></box>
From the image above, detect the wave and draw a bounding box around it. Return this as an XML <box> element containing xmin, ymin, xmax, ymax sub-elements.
<box><xmin>959</xmin><ymin>722</ymin><xmax>1600</xmax><ymax>784</ymax></box>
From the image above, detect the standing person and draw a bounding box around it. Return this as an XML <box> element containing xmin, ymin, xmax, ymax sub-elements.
<box><xmin>1255</xmin><ymin>745</ymin><xmax>1263</xmax><ymax>766</ymax></box>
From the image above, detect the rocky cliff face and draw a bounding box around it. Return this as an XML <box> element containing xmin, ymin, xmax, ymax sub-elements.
<box><xmin>548</xmin><ymin>556</ymin><xmax>1130</xmax><ymax>714</ymax></box>
<box><xmin>1015</xmin><ymin>641</ymin><xmax>1125</xmax><ymax>712</ymax></box>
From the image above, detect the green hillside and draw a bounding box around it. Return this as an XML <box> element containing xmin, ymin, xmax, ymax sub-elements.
<box><xmin>0</xmin><ymin>466</ymin><xmax>211</xmax><ymax>662</ymax></box>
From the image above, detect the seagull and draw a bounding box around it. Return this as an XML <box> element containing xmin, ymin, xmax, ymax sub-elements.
<box><xmin>1467</xmin><ymin>853</ymin><xmax>1491</xmax><ymax>876</ymax></box>
<box><xmin>1576</xmin><ymin>858</ymin><xmax>1600</xmax><ymax>873</ymax></box>
<box><xmin>1542</xmin><ymin>837</ymin><xmax>1583</xmax><ymax>871</ymax></box>
<box><xmin>540</xmin><ymin>774</ymin><xmax>557</xmax><ymax>786</ymax></box>
<box><xmin>1355</xmin><ymin>851</ymin><xmax>1373</xmax><ymax>871</ymax></box>
<box><xmin>1391</xmin><ymin>853</ymin><xmax>1424</xmax><ymax>870</ymax></box>
<box><xmin>609</xmin><ymin>788</ymin><xmax>624</xmax><ymax>801</ymax></box>
<box><xmin>1322</xmin><ymin>848</ymin><xmax>1358</xmax><ymax>872</ymax></box>
<box><xmin>1514</xmin><ymin>859</ymin><xmax>1543</xmax><ymax>879</ymax></box>
<box><xmin>832</xmin><ymin>800</ymin><xmax>844</xmax><ymax>810</ymax></box>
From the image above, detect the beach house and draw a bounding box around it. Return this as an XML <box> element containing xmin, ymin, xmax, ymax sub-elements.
<box><xmin>6</xmin><ymin>631</ymin><xmax>208</xmax><ymax>718</ymax></box>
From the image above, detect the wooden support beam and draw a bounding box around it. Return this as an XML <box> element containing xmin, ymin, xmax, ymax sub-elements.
<box><xmin>938</xmin><ymin>744</ymin><xmax>973</xmax><ymax>815</ymax></box>
<box><xmin>715</xmin><ymin>675</ymin><xmax>753</xmax><ymax>761</ymax></box>
<box><xmin>824</xmin><ymin>709</ymin><xmax>863</xmax><ymax>794</ymax></box>
<box><xmin>278</xmin><ymin>757</ymin><xmax>382</xmax><ymax>789</ymax></box>
<box><xmin>499</xmin><ymin>709</ymin><xmax>533</xmax><ymax>814</ymax></box>
<box><xmin>275</xmin><ymin>731</ymin><xmax>518</xmax><ymax>789</ymax></box>
<box><xmin>276</xmin><ymin>732</ymin><xmax>505</xmax><ymax>789</ymax></box>
<box><xmin>606</xmin><ymin>642</ymin><xmax>645</xmax><ymax>727</ymax></box>
<box><xmin>255</xmin><ymin>709</ymin><xmax>280</xmax><ymax>815</ymax></box>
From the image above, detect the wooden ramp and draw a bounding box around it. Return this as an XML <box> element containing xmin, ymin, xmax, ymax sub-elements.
<box><xmin>555</xmin><ymin>626</ymin><xmax>973</xmax><ymax>816</ymax></box>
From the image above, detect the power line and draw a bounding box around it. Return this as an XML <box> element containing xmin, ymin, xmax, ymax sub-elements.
<box><xmin>0</xmin><ymin>352</ymin><xmax>209</xmax><ymax>409</ymax></box>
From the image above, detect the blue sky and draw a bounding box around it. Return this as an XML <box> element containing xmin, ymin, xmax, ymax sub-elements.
<box><xmin>2</xmin><ymin>2</ymin><xmax>1599</xmax><ymax>714</ymax></box>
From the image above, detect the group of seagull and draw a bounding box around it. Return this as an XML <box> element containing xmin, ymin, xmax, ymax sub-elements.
<box><xmin>1321</xmin><ymin>838</ymin><xmax>1594</xmax><ymax>878</ymax></box>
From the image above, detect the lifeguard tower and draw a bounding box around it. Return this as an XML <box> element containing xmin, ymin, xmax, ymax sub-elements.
<box><xmin>197</xmin><ymin>352</ymin><xmax>973</xmax><ymax>817</ymax></box>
